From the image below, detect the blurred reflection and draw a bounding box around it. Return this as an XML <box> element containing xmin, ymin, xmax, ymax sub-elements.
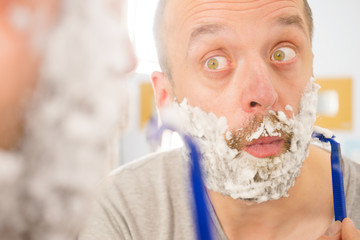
<box><xmin>0</xmin><ymin>0</ymin><xmax>135</xmax><ymax>239</ymax></box>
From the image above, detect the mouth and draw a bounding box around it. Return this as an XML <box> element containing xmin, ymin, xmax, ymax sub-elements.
<box><xmin>243</xmin><ymin>136</ymin><xmax>284</xmax><ymax>158</ymax></box>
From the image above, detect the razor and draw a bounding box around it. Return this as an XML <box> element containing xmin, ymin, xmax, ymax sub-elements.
<box><xmin>312</xmin><ymin>131</ymin><xmax>347</xmax><ymax>221</ymax></box>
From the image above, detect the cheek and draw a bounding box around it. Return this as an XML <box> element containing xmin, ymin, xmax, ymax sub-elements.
<box><xmin>171</xmin><ymin>60</ymin><xmax>230</xmax><ymax>112</ymax></box>
<box><xmin>279</xmin><ymin>78</ymin><xmax>311</xmax><ymax>117</ymax></box>
<box><xmin>172</xmin><ymin>75</ymin><xmax>225</xmax><ymax>113</ymax></box>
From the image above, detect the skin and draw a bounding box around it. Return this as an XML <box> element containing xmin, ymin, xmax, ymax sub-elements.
<box><xmin>0</xmin><ymin>0</ymin><xmax>136</xmax><ymax>150</ymax></box>
<box><xmin>318</xmin><ymin>218</ymin><xmax>360</xmax><ymax>240</ymax></box>
<box><xmin>154</xmin><ymin>0</ymin><xmax>314</xmax><ymax>158</ymax></box>
<box><xmin>151</xmin><ymin>0</ymin><xmax>360</xmax><ymax>239</ymax></box>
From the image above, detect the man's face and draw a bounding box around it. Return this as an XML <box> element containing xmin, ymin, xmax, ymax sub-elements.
<box><xmin>160</xmin><ymin>0</ymin><xmax>313</xmax><ymax>157</ymax></box>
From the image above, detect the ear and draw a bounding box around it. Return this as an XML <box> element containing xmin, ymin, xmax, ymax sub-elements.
<box><xmin>151</xmin><ymin>71</ymin><xmax>172</xmax><ymax>108</ymax></box>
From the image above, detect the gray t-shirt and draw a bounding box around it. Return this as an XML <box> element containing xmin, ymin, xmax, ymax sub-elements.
<box><xmin>78</xmin><ymin>147</ymin><xmax>360</xmax><ymax>240</ymax></box>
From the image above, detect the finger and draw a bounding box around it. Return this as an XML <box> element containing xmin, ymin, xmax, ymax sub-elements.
<box><xmin>325</xmin><ymin>221</ymin><xmax>342</xmax><ymax>237</ymax></box>
<box><xmin>317</xmin><ymin>221</ymin><xmax>342</xmax><ymax>240</ymax></box>
<box><xmin>342</xmin><ymin>218</ymin><xmax>360</xmax><ymax>239</ymax></box>
<box><xmin>317</xmin><ymin>232</ymin><xmax>341</xmax><ymax>240</ymax></box>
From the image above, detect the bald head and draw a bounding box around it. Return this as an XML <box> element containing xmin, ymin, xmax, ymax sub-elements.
<box><xmin>153</xmin><ymin>0</ymin><xmax>313</xmax><ymax>79</ymax></box>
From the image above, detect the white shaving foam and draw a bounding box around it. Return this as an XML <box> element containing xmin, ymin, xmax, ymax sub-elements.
<box><xmin>285</xmin><ymin>104</ymin><xmax>294</xmax><ymax>112</ymax></box>
<box><xmin>246</xmin><ymin>115</ymin><xmax>284</xmax><ymax>142</ymax></box>
<box><xmin>161</xmin><ymin>77</ymin><xmax>320</xmax><ymax>203</ymax></box>
<box><xmin>313</xmin><ymin>126</ymin><xmax>334</xmax><ymax>139</ymax></box>
<box><xmin>311</xmin><ymin>126</ymin><xmax>335</xmax><ymax>148</ymax></box>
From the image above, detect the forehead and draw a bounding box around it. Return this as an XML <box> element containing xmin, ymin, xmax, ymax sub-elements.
<box><xmin>164</xmin><ymin>0</ymin><xmax>308</xmax><ymax>43</ymax></box>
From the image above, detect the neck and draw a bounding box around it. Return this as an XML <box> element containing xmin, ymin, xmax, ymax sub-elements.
<box><xmin>207</xmin><ymin>145</ymin><xmax>334</xmax><ymax>240</ymax></box>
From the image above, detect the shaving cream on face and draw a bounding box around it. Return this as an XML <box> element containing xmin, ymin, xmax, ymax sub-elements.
<box><xmin>285</xmin><ymin>104</ymin><xmax>294</xmax><ymax>112</ymax></box>
<box><xmin>161</xmin><ymin>78</ymin><xmax>319</xmax><ymax>203</ymax></box>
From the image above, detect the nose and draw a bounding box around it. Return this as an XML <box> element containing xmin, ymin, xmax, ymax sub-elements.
<box><xmin>239</xmin><ymin>57</ymin><xmax>278</xmax><ymax>113</ymax></box>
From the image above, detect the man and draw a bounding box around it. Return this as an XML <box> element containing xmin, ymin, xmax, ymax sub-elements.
<box><xmin>0</xmin><ymin>0</ymin><xmax>135</xmax><ymax>239</ymax></box>
<box><xmin>79</xmin><ymin>0</ymin><xmax>360</xmax><ymax>239</ymax></box>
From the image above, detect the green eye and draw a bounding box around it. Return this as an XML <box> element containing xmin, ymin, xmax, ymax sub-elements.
<box><xmin>273</xmin><ymin>50</ymin><xmax>285</xmax><ymax>61</ymax></box>
<box><xmin>271</xmin><ymin>47</ymin><xmax>296</xmax><ymax>62</ymax></box>
<box><xmin>207</xmin><ymin>58</ymin><xmax>219</xmax><ymax>69</ymax></box>
<box><xmin>205</xmin><ymin>56</ymin><xmax>227</xmax><ymax>70</ymax></box>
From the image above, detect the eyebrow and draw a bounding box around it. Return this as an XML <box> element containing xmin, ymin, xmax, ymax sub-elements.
<box><xmin>188</xmin><ymin>23</ymin><xmax>225</xmax><ymax>49</ymax></box>
<box><xmin>276</xmin><ymin>15</ymin><xmax>307</xmax><ymax>35</ymax></box>
<box><xmin>189</xmin><ymin>23</ymin><xmax>225</xmax><ymax>41</ymax></box>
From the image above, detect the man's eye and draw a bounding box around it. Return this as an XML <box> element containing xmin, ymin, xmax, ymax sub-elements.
<box><xmin>271</xmin><ymin>47</ymin><xmax>296</xmax><ymax>62</ymax></box>
<box><xmin>205</xmin><ymin>56</ymin><xmax>228</xmax><ymax>70</ymax></box>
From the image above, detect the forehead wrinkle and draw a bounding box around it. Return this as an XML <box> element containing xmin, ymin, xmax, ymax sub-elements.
<box><xmin>176</xmin><ymin>0</ymin><xmax>290</xmax><ymax>30</ymax></box>
<box><xmin>181</xmin><ymin>0</ymin><xmax>292</xmax><ymax>16</ymax></box>
<box><xmin>178</xmin><ymin>0</ymin><xmax>299</xmax><ymax>15</ymax></box>
<box><xmin>172</xmin><ymin>0</ymin><xmax>302</xmax><ymax>37</ymax></box>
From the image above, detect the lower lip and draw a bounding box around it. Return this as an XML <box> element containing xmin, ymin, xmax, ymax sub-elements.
<box><xmin>244</xmin><ymin>139</ymin><xmax>284</xmax><ymax>158</ymax></box>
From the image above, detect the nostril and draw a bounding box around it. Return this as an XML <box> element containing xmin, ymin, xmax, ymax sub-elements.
<box><xmin>250</xmin><ymin>101</ymin><xmax>258</xmax><ymax>107</ymax></box>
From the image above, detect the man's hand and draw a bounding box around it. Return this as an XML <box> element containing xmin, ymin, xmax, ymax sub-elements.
<box><xmin>318</xmin><ymin>218</ymin><xmax>360</xmax><ymax>240</ymax></box>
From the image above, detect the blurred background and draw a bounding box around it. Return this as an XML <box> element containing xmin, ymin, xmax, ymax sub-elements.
<box><xmin>120</xmin><ymin>0</ymin><xmax>360</xmax><ymax>164</ymax></box>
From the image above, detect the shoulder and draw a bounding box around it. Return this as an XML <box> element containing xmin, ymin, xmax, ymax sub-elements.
<box><xmin>82</xmin><ymin>148</ymin><xmax>195</xmax><ymax>239</ymax></box>
<box><xmin>110</xmin><ymin>147</ymin><xmax>184</xmax><ymax>175</ymax></box>
<box><xmin>97</xmin><ymin>147</ymin><xmax>193</xmax><ymax>217</ymax></box>
<box><xmin>343</xmin><ymin>156</ymin><xmax>360</xmax><ymax>228</ymax></box>
<box><xmin>104</xmin><ymin>147</ymin><xmax>188</xmax><ymax>192</ymax></box>
<box><xmin>343</xmin><ymin>155</ymin><xmax>360</xmax><ymax>179</ymax></box>
<box><xmin>307</xmin><ymin>145</ymin><xmax>360</xmax><ymax>228</ymax></box>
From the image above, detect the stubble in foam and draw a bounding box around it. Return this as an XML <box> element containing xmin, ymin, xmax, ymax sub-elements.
<box><xmin>161</xmin><ymin>78</ymin><xmax>319</xmax><ymax>203</ymax></box>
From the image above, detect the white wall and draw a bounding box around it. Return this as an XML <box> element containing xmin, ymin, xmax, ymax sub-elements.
<box><xmin>120</xmin><ymin>0</ymin><xmax>360</xmax><ymax>164</ymax></box>
<box><xmin>118</xmin><ymin>0</ymin><xmax>159</xmax><ymax>164</ymax></box>
<box><xmin>119</xmin><ymin>74</ymin><xmax>154</xmax><ymax>165</ymax></box>
<box><xmin>310</xmin><ymin>0</ymin><xmax>360</xmax><ymax>160</ymax></box>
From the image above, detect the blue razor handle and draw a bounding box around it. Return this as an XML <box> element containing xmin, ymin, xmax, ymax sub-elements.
<box><xmin>149</xmin><ymin>119</ymin><xmax>212</xmax><ymax>240</ymax></box>
<box><xmin>312</xmin><ymin>132</ymin><xmax>347</xmax><ymax>221</ymax></box>
<box><xmin>184</xmin><ymin>135</ymin><xmax>213</xmax><ymax>240</ymax></box>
